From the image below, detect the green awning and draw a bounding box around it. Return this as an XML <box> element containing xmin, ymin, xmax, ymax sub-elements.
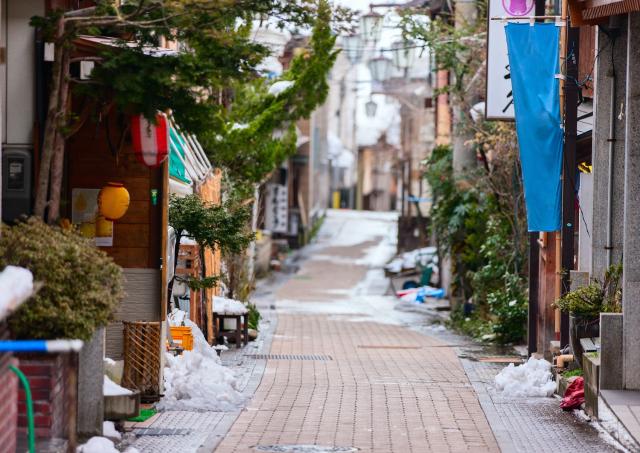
<box><xmin>169</xmin><ymin>127</ymin><xmax>191</xmax><ymax>184</ymax></box>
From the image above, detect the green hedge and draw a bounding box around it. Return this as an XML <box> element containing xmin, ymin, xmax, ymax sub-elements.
<box><xmin>0</xmin><ymin>218</ymin><xmax>124</xmax><ymax>341</ymax></box>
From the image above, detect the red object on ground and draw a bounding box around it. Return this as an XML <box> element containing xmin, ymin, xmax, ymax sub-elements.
<box><xmin>131</xmin><ymin>113</ymin><xmax>170</xmax><ymax>167</ymax></box>
<box><xmin>560</xmin><ymin>376</ymin><xmax>585</xmax><ymax>410</ymax></box>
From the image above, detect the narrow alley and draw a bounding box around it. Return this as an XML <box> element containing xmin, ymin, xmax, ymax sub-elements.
<box><xmin>203</xmin><ymin>210</ymin><xmax>619</xmax><ymax>453</ymax></box>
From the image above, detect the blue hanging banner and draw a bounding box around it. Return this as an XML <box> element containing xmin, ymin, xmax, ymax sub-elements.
<box><xmin>505</xmin><ymin>23</ymin><xmax>563</xmax><ymax>232</ymax></box>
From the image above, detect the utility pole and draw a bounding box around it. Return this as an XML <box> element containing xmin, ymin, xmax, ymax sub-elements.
<box><xmin>560</xmin><ymin>11</ymin><xmax>580</xmax><ymax>346</ymax></box>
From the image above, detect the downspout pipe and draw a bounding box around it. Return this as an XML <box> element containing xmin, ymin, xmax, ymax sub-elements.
<box><xmin>603</xmin><ymin>17</ymin><xmax>621</xmax><ymax>270</ymax></box>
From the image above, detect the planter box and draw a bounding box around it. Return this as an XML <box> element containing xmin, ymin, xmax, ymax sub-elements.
<box><xmin>583</xmin><ymin>353</ymin><xmax>601</xmax><ymax>418</ymax></box>
<box><xmin>104</xmin><ymin>391</ymin><xmax>141</xmax><ymax>420</ymax></box>
<box><xmin>570</xmin><ymin>315</ymin><xmax>600</xmax><ymax>368</ymax></box>
<box><xmin>16</xmin><ymin>353</ymin><xmax>71</xmax><ymax>440</ymax></box>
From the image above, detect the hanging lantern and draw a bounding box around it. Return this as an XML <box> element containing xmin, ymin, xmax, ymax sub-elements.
<box><xmin>391</xmin><ymin>40</ymin><xmax>416</xmax><ymax>70</ymax></box>
<box><xmin>360</xmin><ymin>10</ymin><xmax>383</xmax><ymax>42</ymax></box>
<box><xmin>368</xmin><ymin>56</ymin><xmax>392</xmax><ymax>82</ymax></box>
<box><xmin>131</xmin><ymin>113</ymin><xmax>170</xmax><ymax>168</ymax></box>
<box><xmin>365</xmin><ymin>99</ymin><xmax>378</xmax><ymax>117</ymax></box>
<box><xmin>341</xmin><ymin>34</ymin><xmax>362</xmax><ymax>64</ymax></box>
<box><xmin>98</xmin><ymin>182</ymin><xmax>130</xmax><ymax>221</ymax></box>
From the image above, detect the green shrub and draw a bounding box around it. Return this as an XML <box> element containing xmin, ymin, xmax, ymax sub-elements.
<box><xmin>246</xmin><ymin>302</ymin><xmax>261</xmax><ymax>331</ymax></box>
<box><xmin>555</xmin><ymin>264</ymin><xmax>623</xmax><ymax>317</ymax></box>
<box><xmin>0</xmin><ymin>218</ymin><xmax>124</xmax><ymax>340</ymax></box>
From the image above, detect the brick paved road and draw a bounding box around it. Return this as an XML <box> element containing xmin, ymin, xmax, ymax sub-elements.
<box><xmin>215</xmin><ymin>211</ymin><xmax>499</xmax><ymax>453</ymax></box>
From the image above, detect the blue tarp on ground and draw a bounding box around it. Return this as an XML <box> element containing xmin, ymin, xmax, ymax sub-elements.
<box><xmin>505</xmin><ymin>23</ymin><xmax>563</xmax><ymax>232</ymax></box>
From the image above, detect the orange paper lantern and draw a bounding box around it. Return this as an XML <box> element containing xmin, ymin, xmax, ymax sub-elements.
<box><xmin>98</xmin><ymin>182</ymin><xmax>130</xmax><ymax>221</ymax></box>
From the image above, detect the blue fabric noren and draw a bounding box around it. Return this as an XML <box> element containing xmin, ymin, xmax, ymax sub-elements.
<box><xmin>505</xmin><ymin>23</ymin><xmax>563</xmax><ymax>232</ymax></box>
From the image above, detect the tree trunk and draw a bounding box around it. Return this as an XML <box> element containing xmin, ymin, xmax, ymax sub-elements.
<box><xmin>47</xmin><ymin>44</ymin><xmax>71</xmax><ymax>223</ymax></box>
<box><xmin>200</xmin><ymin>247</ymin><xmax>215</xmax><ymax>345</ymax></box>
<box><xmin>34</xmin><ymin>19</ymin><xmax>66</xmax><ymax>219</ymax></box>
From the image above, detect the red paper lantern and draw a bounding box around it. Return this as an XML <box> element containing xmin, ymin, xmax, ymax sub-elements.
<box><xmin>131</xmin><ymin>113</ymin><xmax>170</xmax><ymax>167</ymax></box>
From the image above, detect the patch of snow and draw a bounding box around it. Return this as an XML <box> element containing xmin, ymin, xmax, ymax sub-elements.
<box><xmin>321</xmin><ymin>210</ymin><xmax>398</xmax><ymax>247</ymax></box>
<box><xmin>0</xmin><ymin>266</ymin><xmax>34</xmax><ymax>320</ymax></box>
<box><xmin>494</xmin><ymin>357</ymin><xmax>556</xmax><ymax>398</ymax></box>
<box><xmin>77</xmin><ymin>436</ymin><xmax>119</xmax><ymax>453</ymax></box>
<box><xmin>427</xmin><ymin>324</ymin><xmax>447</xmax><ymax>332</ymax></box>
<box><xmin>103</xmin><ymin>376</ymin><xmax>132</xmax><ymax>396</ymax></box>
<box><xmin>268</xmin><ymin>80</ymin><xmax>294</xmax><ymax>96</ymax></box>
<box><xmin>104</xmin><ymin>358</ymin><xmax>123</xmax><ymax>384</ymax></box>
<box><xmin>385</xmin><ymin>247</ymin><xmax>437</xmax><ymax>273</ymax></box>
<box><xmin>102</xmin><ymin>421</ymin><xmax>121</xmax><ymax>441</ymax></box>
<box><xmin>159</xmin><ymin>310</ymin><xmax>244</xmax><ymax>412</ymax></box>
<box><xmin>213</xmin><ymin>296</ymin><xmax>248</xmax><ymax>315</ymax></box>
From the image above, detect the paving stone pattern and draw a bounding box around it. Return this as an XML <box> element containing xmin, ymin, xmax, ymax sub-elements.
<box><xmin>462</xmin><ymin>359</ymin><xmax>620</xmax><ymax>453</ymax></box>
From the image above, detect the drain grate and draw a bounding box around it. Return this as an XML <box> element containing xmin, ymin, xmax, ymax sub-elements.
<box><xmin>133</xmin><ymin>428</ymin><xmax>192</xmax><ymax>436</ymax></box>
<box><xmin>357</xmin><ymin>345</ymin><xmax>422</xmax><ymax>350</ymax></box>
<box><xmin>246</xmin><ymin>354</ymin><xmax>333</xmax><ymax>361</ymax></box>
<box><xmin>254</xmin><ymin>446</ymin><xmax>358</xmax><ymax>452</ymax></box>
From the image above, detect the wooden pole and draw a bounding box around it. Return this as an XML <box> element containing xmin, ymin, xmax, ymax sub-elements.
<box><xmin>527</xmin><ymin>0</ymin><xmax>546</xmax><ymax>357</ymax></box>
<box><xmin>66</xmin><ymin>353</ymin><xmax>78</xmax><ymax>453</ymax></box>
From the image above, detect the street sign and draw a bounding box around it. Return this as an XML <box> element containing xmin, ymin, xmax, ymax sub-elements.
<box><xmin>486</xmin><ymin>0</ymin><xmax>535</xmax><ymax>120</ymax></box>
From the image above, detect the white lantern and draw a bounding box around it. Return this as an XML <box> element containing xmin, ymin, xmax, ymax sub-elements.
<box><xmin>360</xmin><ymin>10</ymin><xmax>383</xmax><ymax>42</ymax></box>
<box><xmin>391</xmin><ymin>40</ymin><xmax>416</xmax><ymax>70</ymax></box>
<box><xmin>368</xmin><ymin>56</ymin><xmax>393</xmax><ymax>82</ymax></box>
<box><xmin>341</xmin><ymin>34</ymin><xmax>363</xmax><ymax>64</ymax></box>
<box><xmin>365</xmin><ymin>99</ymin><xmax>378</xmax><ymax>117</ymax></box>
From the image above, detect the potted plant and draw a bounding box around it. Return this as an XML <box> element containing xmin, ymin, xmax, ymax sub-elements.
<box><xmin>555</xmin><ymin>264</ymin><xmax>622</xmax><ymax>367</ymax></box>
<box><xmin>0</xmin><ymin>218</ymin><xmax>124</xmax><ymax>440</ymax></box>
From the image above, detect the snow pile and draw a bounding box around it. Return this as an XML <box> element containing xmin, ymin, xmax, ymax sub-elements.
<box><xmin>385</xmin><ymin>247</ymin><xmax>437</xmax><ymax>273</ymax></box>
<box><xmin>159</xmin><ymin>310</ymin><xmax>244</xmax><ymax>412</ymax></box>
<box><xmin>104</xmin><ymin>358</ymin><xmax>123</xmax><ymax>384</ymax></box>
<box><xmin>268</xmin><ymin>80</ymin><xmax>294</xmax><ymax>96</ymax></box>
<box><xmin>213</xmin><ymin>296</ymin><xmax>248</xmax><ymax>315</ymax></box>
<box><xmin>494</xmin><ymin>357</ymin><xmax>556</xmax><ymax>398</ymax></box>
<box><xmin>102</xmin><ymin>421</ymin><xmax>121</xmax><ymax>440</ymax></box>
<box><xmin>103</xmin><ymin>376</ymin><xmax>132</xmax><ymax>396</ymax></box>
<box><xmin>77</xmin><ymin>436</ymin><xmax>119</xmax><ymax>453</ymax></box>
<box><xmin>0</xmin><ymin>266</ymin><xmax>34</xmax><ymax>320</ymax></box>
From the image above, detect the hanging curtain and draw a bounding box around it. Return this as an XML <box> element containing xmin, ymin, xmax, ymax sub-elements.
<box><xmin>505</xmin><ymin>23</ymin><xmax>563</xmax><ymax>232</ymax></box>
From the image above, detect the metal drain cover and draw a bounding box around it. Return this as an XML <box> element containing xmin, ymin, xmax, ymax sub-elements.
<box><xmin>245</xmin><ymin>354</ymin><xmax>333</xmax><ymax>361</ymax></box>
<box><xmin>254</xmin><ymin>446</ymin><xmax>358</xmax><ymax>452</ymax></box>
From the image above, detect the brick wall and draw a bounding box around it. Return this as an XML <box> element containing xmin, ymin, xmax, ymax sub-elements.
<box><xmin>17</xmin><ymin>354</ymin><xmax>70</xmax><ymax>439</ymax></box>
<box><xmin>0</xmin><ymin>353</ymin><xmax>18</xmax><ymax>453</ymax></box>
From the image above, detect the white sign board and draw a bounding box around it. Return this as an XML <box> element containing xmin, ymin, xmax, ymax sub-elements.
<box><xmin>265</xmin><ymin>183</ymin><xmax>289</xmax><ymax>234</ymax></box>
<box><xmin>486</xmin><ymin>0</ymin><xmax>535</xmax><ymax>120</ymax></box>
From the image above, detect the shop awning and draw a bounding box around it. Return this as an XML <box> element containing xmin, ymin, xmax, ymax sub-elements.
<box><xmin>568</xmin><ymin>0</ymin><xmax>640</xmax><ymax>25</ymax></box>
<box><xmin>168</xmin><ymin>121</ymin><xmax>212</xmax><ymax>188</ymax></box>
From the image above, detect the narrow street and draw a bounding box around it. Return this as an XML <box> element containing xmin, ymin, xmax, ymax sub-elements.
<box><xmin>206</xmin><ymin>210</ymin><xmax>619</xmax><ymax>453</ymax></box>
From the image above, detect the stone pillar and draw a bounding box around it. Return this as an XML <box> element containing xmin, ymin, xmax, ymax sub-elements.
<box><xmin>623</xmin><ymin>12</ymin><xmax>640</xmax><ymax>390</ymax></box>
<box><xmin>591</xmin><ymin>17</ymin><xmax>627</xmax><ymax>281</ymax></box>
<box><xmin>600</xmin><ymin>313</ymin><xmax>623</xmax><ymax>390</ymax></box>
<box><xmin>77</xmin><ymin>328</ymin><xmax>104</xmax><ymax>437</ymax></box>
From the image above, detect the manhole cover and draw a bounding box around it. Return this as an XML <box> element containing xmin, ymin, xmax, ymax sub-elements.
<box><xmin>245</xmin><ymin>354</ymin><xmax>333</xmax><ymax>361</ymax></box>
<box><xmin>357</xmin><ymin>345</ymin><xmax>422</xmax><ymax>350</ymax></box>
<box><xmin>254</xmin><ymin>446</ymin><xmax>358</xmax><ymax>452</ymax></box>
